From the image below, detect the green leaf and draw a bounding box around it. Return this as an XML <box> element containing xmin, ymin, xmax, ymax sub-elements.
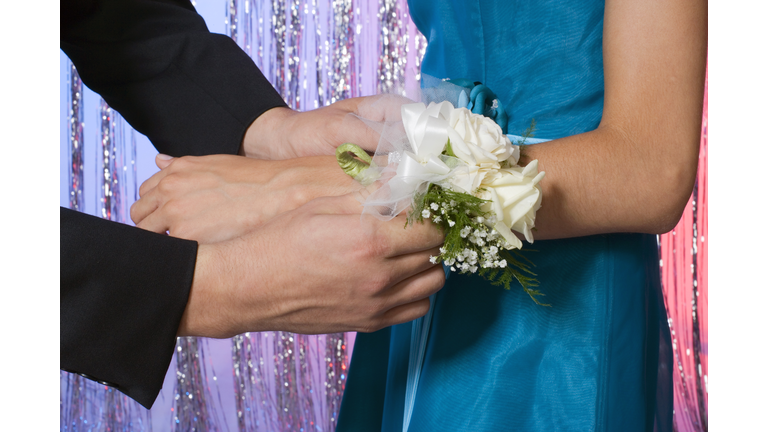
<box><xmin>444</xmin><ymin>138</ymin><xmax>456</xmax><ymax>158</ymax></box>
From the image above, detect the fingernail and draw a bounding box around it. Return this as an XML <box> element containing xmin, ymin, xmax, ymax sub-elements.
<box><xmin>157</xmin><ymin>154</ymin><xmax>174</xmax><ymax>160</ymax></box>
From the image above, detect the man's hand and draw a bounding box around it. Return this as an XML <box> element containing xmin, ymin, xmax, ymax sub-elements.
<box><xmin>181</xmin><ymin>193</ymin><xmax>446</xmax><ymax>337</ymax></box>
<box><xmin>130</xmin><ymin>153</ymin><xmax>359</xmax><ymax>243</ymax></box>
<box><xmin>243</xmin><ymin>94</ymin><xmax>410</xmax><ymax>160</ymax></box>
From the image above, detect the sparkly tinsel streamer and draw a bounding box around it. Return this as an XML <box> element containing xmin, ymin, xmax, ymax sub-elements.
<box><xmin>330</xmin><ymin>0</ymin><xmax>354</xmax><ymax>103</ymax></box>
<box><xmin>659</xmin><ymin>64</ymin><xmax>708</xmax><ymax>432</ymax></box>
<box><xmin>61</xmin><ymin>373</ymin><xmax>88</xmax><ymax>431</ymax></box>
<box><xmin>61</xmin><ymin>371</ymin><xmax>153</xmax><ymax>432</ymax></box>
<box><xmin>227</xmin><ymin>0</ymin><xmax>239</xmax><ymax>41</ymax></box>
<box><xmin>242</xmin><ymin>0</ymin><xmax>254</xmax><ymax>57</ymax></box>
<box><xmin>69</xmin><ymin>61</ymin><xmax>84</xmax><ymax>211</ymax></box>
<box><xmin>272</xmin><ymin>0</ymin><xmax>287</xmax><ymax>101</ymax></box>
<box><xmin>172</xmin><ymin>337</ymin><xmax>226</xmax><ymax>431</ymax></box>
<box><xmin>98</xmin><ymin>99</ymin><xmax>126</xmax><ymax>222</ymax></box>
<box><xmin>324</xmin><ymin>334</ymin><xmax>346</xmax><ymax>428</ymax></box>
<box><xmin>376</xmin><ymin>0</ymin><xmax>425</xmax><ymax>99</ymax></box>
<box><xmin>377</xmin><ymin>0</ymin><xmax>405</xmax><ymax>96</ymax></box>
<box><xmin>233</xmin><ymin>333</ymin><xmax>275</xmax><ymax>430</ymax></box>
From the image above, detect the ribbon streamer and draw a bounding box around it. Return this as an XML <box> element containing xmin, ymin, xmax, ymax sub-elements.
<box><xmin>402</xmin><ymin>292</ymin><xmax>437</xmax><ymax>432</ymax></box>
<box><xmin>336</xmin><ymin>143</ymin><xmax>378</xmax><ymax>184</ymax></box>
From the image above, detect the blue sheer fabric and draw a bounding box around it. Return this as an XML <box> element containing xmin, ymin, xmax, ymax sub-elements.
<box><xmin>336</xmin><ymin>1</ymin><xmax>672</xmax><ymax>430</ymax></box>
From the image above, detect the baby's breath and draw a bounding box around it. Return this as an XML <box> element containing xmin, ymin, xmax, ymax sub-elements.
<box><xmin>406</xmin><ymin>184</ymin><xmax>547</xmax><ymax>305</ymax></box>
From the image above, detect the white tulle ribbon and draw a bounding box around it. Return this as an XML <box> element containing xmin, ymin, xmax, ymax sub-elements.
<box><xmin>391</xmin><ymin>102</ymin><xmax>456</xmax><ymax>192</ymax></box>
<box><xmin>360</xmin><ymin>102</ymin><xmax>474</xmax><ymax>219</ymax></box>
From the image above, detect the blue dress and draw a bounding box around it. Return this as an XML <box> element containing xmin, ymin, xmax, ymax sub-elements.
<box><xmin>337</xmin><ymin>1</ymin><xmax>673</xmax><ymax>430</ymax></box>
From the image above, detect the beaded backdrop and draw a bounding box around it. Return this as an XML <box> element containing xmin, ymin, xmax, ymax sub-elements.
<box><xmin>59</xmin><ymin>1</ymin><xmax>708</xmax><ymax>430</ymax></box>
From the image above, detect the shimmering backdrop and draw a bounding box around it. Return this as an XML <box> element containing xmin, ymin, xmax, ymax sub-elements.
<box><xmin>59</xmin><ymin>1</ymin><xmax>708</xmax><ymax>430</ymax></box>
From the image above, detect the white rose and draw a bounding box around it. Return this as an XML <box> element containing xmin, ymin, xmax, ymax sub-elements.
<box><xmin>479</xmin><ymin>160</ymin><xmax>545</xmax><ymax>249</ymax></box>
<box><xmin>448</xmin><ymin>107</ymin><xmax>516</xmax><ymax>165</ymax></box>
<box><xmin>443</xmin><ymin>107</ymin><xmax>520</xmax><ymax>193</ymax></box>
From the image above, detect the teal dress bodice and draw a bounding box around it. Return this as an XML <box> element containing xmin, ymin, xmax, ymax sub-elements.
<box><xmin>337</xmin><ymin>1</ymin><xmax>673</xmax><ymax>431</ymax></box>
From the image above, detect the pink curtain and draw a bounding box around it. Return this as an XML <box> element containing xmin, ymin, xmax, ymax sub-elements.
<box><xmin>659</xmin><ymin>64</ymin><xmax>708</xmax><ymax>431</ymax></box>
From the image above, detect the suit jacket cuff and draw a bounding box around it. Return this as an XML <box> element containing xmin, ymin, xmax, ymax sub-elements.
<box><xmin>60</xmin><ymin>208</ymin><xmax>197</xmax><ymax>408</ymax></box>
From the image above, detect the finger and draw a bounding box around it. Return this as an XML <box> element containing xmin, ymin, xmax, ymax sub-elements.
<box><xmin>311</xmin><ymin>195</ymin><xmax>444</xmax><ymax>255</ymax></box>
<box><xmin>140</xmin><ymin>155</ymin><xmax>193</xmax><ymax>197</ymax></box>
<box><xmin>375</xmin><ymin>215</ymin><xmax>445</xmax><ymax>257</ymax></box>
<box><xmin>130</xmin><ymin>188</ymin><xmax>164</xmax><ymax>225</ymax></box>
<box><xmin>336</xmin><ymin>114</ymin><xmax>383</xmax><ymax>152</ymax></box>
<box><xmin>138</xmin><ymin>168</ymin><xmax>170</xmax><ymax>198</ymax></box>
<box><xmin>156</xmin><ymin>153</ymin><xmax>175</xmax><ymax>169</ymax></box>
<box><xmin>386</xmin><ymin>247</ymin><xmax>442</xmax><ymax>285</ymax></box>
<box><xmin>383</xmin><ymin>261</ymin><xmax>445</xmax><ymax>309</ymax></box>
<box><xmin>135</xmin><ymin>206</ymin><xmax>171</xmax><ymax>235</ymax></box>
<box><xmin>376</xmin><ymin>297</ymin><xmax>432</xmax><ymax>329</ymax></box>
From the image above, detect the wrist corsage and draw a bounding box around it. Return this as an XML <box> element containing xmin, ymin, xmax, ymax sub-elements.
<box><xmin>337</xmin><ymin>84</ymin><xmax>547</xmax><ymax>305</ymax></box>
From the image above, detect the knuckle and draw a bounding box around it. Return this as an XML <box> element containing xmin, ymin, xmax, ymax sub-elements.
<box><xmin>156</xmin><ymin>178</ymin><xmax>173</xmax><ymax>194</ymax></box>
<box><xmin>363</xmin><ymin>232</ymin><xmax>391</xmax><ymax>259</ymax></box>
<box><xmin>370</xmin><ymin>296</ymin><xmax>389</xmax><ymax>315</ymax></box>
<box><xmin>416</xmin><ymin>299</ymin><xmax>431</xmax><ymax>316</ymax></box>
<box><xmin>163</xmin><ymin>198</ymin><xmax>185</xmax><ymax>218</ymax></box>
<box><xmin>170</xmin><ymin>222</ymin><xmax>193</xmax><ymax>240</ymax></box>
<box><xmin>366</xmin><ymin>272</ymin><xmax>392</xmax><ymax>293</ymax></box>
<box><xmin>157</xmin><ymin>173</ymin><xmax>183</xmax><ymax>194</ymax></box>
<box><xmin>428</xmin><ymin>266</ymin><xmax>446</xmax><ymax>288</ymax></box>
<box><xmin>357</xmin><ymin>322</ymin><xmax>382</xmax><ymax>334</ymax></box>
<box><xmin>289</xmin><ymin>186</ymin><xmax>310</xmax><ymax>208</ymax></box>
<box><xmin>129</xmin><ymin>203</ymin><xmax>140</xmax><ymax>223</ymax></box>
<box><xmin>172</xmin><ymin>156</ymin><xmax>194</xmax><ymax>169</ymax></box>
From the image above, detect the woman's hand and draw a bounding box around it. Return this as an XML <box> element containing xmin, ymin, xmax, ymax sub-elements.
<box><xmin>241</xmin><ymin>94</ymin><xmax>410</xmax><ymax>160</ymax></box>
<box><xmin>130</xmin><ymin>153</ymin><xmax>359</xmax><ymax>243</ymax></box>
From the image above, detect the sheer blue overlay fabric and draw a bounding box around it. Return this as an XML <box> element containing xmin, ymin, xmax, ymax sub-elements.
<box><xmin>336</xmin><ymin>1</ymin><xmax>673</xmax><ymax>430</ymax></box>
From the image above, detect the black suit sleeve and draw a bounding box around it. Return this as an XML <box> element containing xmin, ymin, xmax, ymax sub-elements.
<box><xmin>60</xmin><ymin>0</ymin><xmax>286</xmax><ymax>408</ymax></box>
<box><xmin>60</xmin><ymin>0</ymin><xmax>287</xmax><ymax>156</ymax></box>
<box><xmin>60</xmin><ymin>208</ymin><xmax>198</xmax><ymax>408</ymax></box>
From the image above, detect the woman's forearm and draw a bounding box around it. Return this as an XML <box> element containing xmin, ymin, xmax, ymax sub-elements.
<box><xmin>520</xmin><ymin>122</ymin><xmax>701</xmax><ymax>240</ymax></box>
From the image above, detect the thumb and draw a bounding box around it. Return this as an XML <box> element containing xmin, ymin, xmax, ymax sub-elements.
<box><xmin>156</xmin><ymin>153</ymin><xmax>175</xmax><ymax>169</ymax></box>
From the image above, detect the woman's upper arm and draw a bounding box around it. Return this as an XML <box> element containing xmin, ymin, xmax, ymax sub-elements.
<box><xmin>521</xmin><ymin>0</ymin><xmax>706</xmax><ymax>239</ymax></box>
<box><xmin>600</xmin><ymin>0</ymin><xmax>707</xmax><ymax>226</ymax></box>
